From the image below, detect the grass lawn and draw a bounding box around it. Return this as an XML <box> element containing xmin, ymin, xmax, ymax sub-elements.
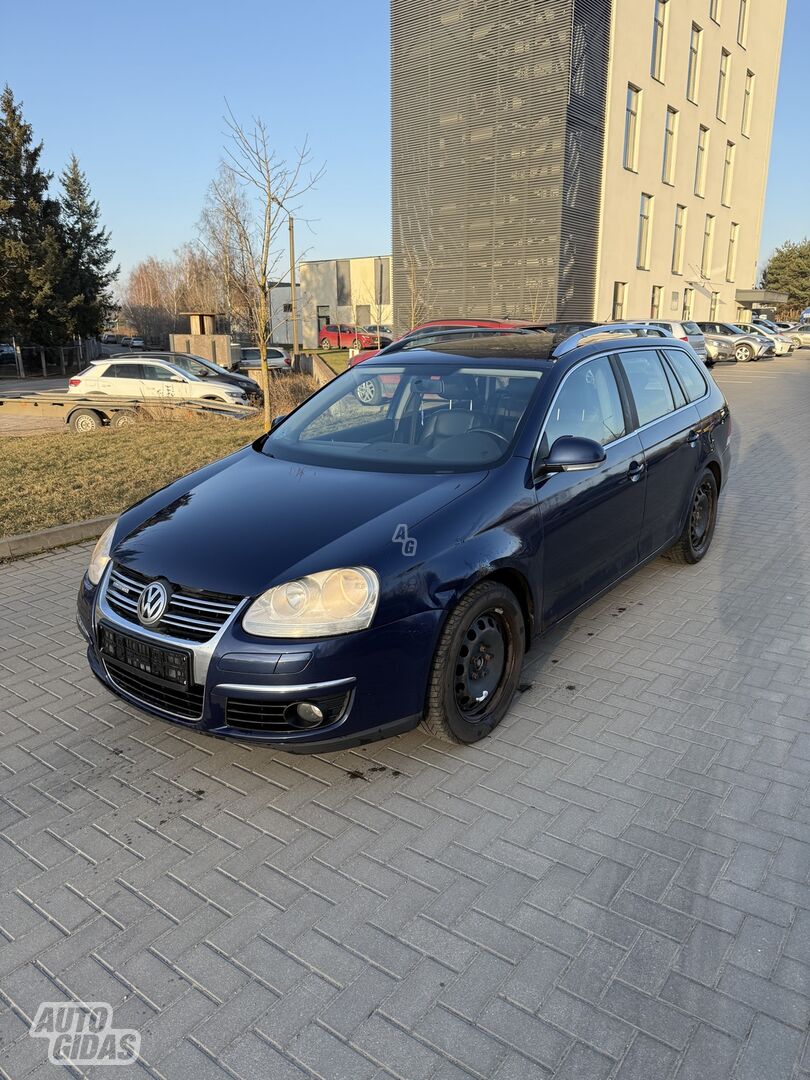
<box><xmin>1</xmin><ymin>374</ymin><xmax>318</xmax><ymax>537</ymax></box>
<box><xmin>315</xmin><ymin>349</ymin><xmax>351</xmax><ymax>374</ymax></box>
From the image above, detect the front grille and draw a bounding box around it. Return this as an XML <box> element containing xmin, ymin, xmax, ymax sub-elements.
<box><xmin>225</xmin><ymin>691</ymin><xmax>350</xmax><ymax>733</ymax></box>
<box><xmin>104</xmin><ymin>657</ymin><xmax>204</xmax><ymax>720</ymax></box>
<box><xmin>106</xmin><ymin>564</ymin><xmax>242</xmax><ymax>643</ymax></box>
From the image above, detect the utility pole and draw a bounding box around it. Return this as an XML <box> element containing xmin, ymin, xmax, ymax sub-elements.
<box><xmin>288</xmin><ymin>213</ymin><xmax>300</xmax><ymax>364</ymax></box>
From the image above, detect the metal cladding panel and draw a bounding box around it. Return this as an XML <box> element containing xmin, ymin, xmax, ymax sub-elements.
<box><xmin>392</xmin><ymin>0</ymin><xmax>611</xmax><ymax>329</ymax></box>
<box><xmin>558</xmin><ymin>0</ymin><xmax>611</xmax><ymax>319</ymax></box>
<box><xmin>392</xmin><ymin>0</ymin><xmax>574</xmax><ymax>330</ymax></box>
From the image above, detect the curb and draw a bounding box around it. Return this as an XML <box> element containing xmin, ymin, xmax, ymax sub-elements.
<box><xmin>0</xmin><ymin>514</ymin><xmax>116</xmax><ymax>560</ymax></box>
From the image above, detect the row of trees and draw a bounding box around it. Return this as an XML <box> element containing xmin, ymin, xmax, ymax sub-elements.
<box><xmin>0</xmin><ymin>86</ymin><xmax>117</xmax><ymax>345</ymax></box>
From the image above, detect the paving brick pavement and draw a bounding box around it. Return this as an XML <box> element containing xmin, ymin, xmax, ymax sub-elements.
<box><xmin>2</xmin><ymin>352</ymin><xmax>810</xmax><ymax>1079</ymax></box>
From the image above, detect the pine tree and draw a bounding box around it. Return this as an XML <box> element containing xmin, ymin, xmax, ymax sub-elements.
<box><xmin>59</xmin><ymin>154</ymin><xmax>118</xmax><ymax>337</ymax></box>
<box><xmin>0</xmin><ymin>84</ymin><xmax>71</xmax><ymax>343</ymax></box>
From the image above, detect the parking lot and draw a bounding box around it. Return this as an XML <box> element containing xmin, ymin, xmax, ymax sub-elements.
<box><xmin>2</xmin><ymin>352</ymin><xmax>810</xmax><ymax>1079</ymax></box>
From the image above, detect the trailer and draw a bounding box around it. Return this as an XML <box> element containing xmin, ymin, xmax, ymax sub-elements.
<box><xmin>0</xmin><ymin>391</ymin><xmax>256</xmax><ymax>433</ymax></box>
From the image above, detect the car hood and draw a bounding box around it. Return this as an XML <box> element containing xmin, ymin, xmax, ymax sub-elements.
<box><xmin>112</xmin><ymin>447</ymin><xmax>486</xmax><ymax>597</ymax></box>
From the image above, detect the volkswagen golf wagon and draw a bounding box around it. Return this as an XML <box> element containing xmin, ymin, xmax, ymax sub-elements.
<box><xmin>78</xmin><ymin>329</ymin><xmax>731</xmax><ymax>751</ymax></box>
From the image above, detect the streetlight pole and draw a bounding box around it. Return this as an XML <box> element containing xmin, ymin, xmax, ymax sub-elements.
<box><xmin>288</xmin><ymin>213</ymin><xmax>300</xmax><ymax>365</ymax></box>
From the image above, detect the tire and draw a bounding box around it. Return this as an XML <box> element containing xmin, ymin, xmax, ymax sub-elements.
<box><xmin>791</xmin><ymin>337</ymin><xmax>802</xmax><ymax>349</ymax></box>
<box><xmin>110</xmin><ymin>409</ymin><xmax>137</xmax><ymax>429</ymax></box>
<box><xmin>421</xmin><ymin>581</ymin><xmax>525</xmax><ymax>744</ymax></box>
<box><xmin>69</xmin><ymin>409</ymin><xmax>102</xmax><ymax>433</ymax></box>
<box><xmin>355</xmin><ymin>377</ymin><xmax>382</xmax><ymax>405</ymax></box>
<box><xmin>664</xmin><ymin>469</ymin><xmax>719</xmax><ymax>565</ymax></box>
<box><xmin>351</xmin><ymin>338</ymin><xmax>362</xmax><ymax>349</ymax></box>
<box><xmin>319</xmin><ymin>339</ymin><xmax>331</xmax><ymax>350</ymax></box>
<box><xmin>734</xmin><ymin>344</ymin><xmax>754</xmax><ymax>363</ymax></box>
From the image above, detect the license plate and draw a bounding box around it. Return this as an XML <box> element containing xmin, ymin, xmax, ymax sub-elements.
<box><xmin>100</xmin><ymin>625</ymin><xmax>190</xmax><ymax>687</ymax></box>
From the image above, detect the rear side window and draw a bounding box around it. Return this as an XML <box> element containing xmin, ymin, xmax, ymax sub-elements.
<box><xmin>665</xmin><ymin>349</ymin><xmax>708</xmax><ymax>402</ymax></box>
<box><xmin>105</xmin><ymin>364</ymin><xmax>142</xmax><ymax>379</ymax></box>
<box><xmin>682</xmin><ymin>322</ymin><xmax>701</xmax><ymax>335</ymax></box>
<box><xmin>619</xmin><ymin>350</ymin><xmax>675</xmax><ymax>427</ymax></box>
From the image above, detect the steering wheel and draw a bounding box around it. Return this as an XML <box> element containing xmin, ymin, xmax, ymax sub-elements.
<box><xmin>474</xmin><ymin>429</ymin><xmax>509</xmax><ymax>448</ymax></box>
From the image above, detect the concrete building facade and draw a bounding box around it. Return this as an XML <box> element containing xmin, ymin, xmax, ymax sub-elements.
<box><xmin>298</xmin><ymin>256</ymin><xmax>393</xmax><ymax>348</ymax></box>
<box><xmin>391</xmin><ymin>0</ymin><xmax>786</xmax><ymax>328</ymax></box>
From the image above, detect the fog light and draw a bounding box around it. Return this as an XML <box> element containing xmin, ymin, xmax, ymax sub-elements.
<box><xmin>296</xmin><ymin>702</ymin><xmax>324</xmax><ymax>727</ymax></box>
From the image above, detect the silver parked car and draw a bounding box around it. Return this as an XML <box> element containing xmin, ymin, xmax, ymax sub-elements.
<box><xmin>696</xmin><ymin>322</ymin><xmax>774</xmax><ymax>363</ymax></box>
<box><xmin>785</xmin><ymin>324</ymin><xmax>810</xmax><ymax>348</ymax></box>
<box><xmin>642</xmin><ymin>320</ymin><xmax>707</xmax><ymax>361</ymax></box>
<box><xmin>736</xmin><ymin>322</ymin><xmax>793</xmax><ymax>356</ymax></box>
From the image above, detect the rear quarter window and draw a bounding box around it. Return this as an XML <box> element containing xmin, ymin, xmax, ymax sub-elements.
<box><xmin>664</xmin><ymin>349</ymin><xmax>708</xmax><ymax>403</ymax></box>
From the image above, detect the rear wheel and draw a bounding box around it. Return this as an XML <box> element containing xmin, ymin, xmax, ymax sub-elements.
<box><xmin>351</xmin><ymin>338</ymin><xmax>362</xmax><ymax>349</ymax></box>
<box><xmin>319</xmin><ymin>338</ymin><xmax>331</xmax><ymax>350</ymax></box>
<box><xmin>69</xmin><ymin>409</ymin><xmax>102</xmax><ymax>433</ymax></box>
<box><xmin>664</xmin><ymin>469</ymin><xmax>718</xmax><ymax>565</ymax></box>
<box><xmin>734</xmin><ymin>343</ymin><xmax>754</xmax><ymax>363</ymax></box>
<box><xmin>421</xmin><ymin>582</ymin><xmax>525</xmax><ymax>744</ymax></box>
<box><xmin>355</xmin><ymin>377</ymin><xmax>382</xmax><ymax>405</ymax></box>
<box><xmin>110</xmin><ymin>409</ymin><xmax>137</xmax><ymax>429</ymax></box>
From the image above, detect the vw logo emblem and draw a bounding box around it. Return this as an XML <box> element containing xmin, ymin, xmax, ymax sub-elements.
<box><xmin>137</xmin><ymin>581</ymin><xmax>169</xmax><ymax>627</ymax></box>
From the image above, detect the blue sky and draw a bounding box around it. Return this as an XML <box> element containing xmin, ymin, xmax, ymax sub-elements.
<box><xmin>3</xmin><ymin>0</ymin><xmax>806</xmax><ymax>284</ymax></box>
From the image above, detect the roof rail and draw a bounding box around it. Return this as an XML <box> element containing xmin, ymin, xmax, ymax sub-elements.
<box><xmin>551</xmin><ymin>323</ymin><xmax>669</xmax><ymax>358</ymax></box>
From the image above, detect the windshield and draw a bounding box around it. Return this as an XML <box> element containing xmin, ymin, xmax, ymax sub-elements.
<box><xmin>264</xmin><ymin>363</ymin><xmax>544</xmax><ymax>472</ymax></box>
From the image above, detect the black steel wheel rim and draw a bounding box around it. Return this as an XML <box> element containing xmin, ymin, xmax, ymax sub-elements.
<box><xmin>690</xmin><ymin>480</ymin><xmax>714</xmax><ymax>550</ymax></box>
<box><xmin>454</xmin><ymin>610</ymin><xmax>508</xmax><ymax>720</ymax></box>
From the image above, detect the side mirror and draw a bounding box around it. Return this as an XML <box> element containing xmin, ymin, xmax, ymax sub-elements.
<box><xmin>270</xmin><ymin>414</ymin><xmax>286</xmax><ymax>430</ymax></box>
<box><xmin>535</xmin><ymin>435</ymin><xmax>606</xmax><ymax>477</ymax></box>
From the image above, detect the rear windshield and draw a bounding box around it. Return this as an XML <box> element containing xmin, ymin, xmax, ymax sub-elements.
<box><xmin>682</xmin><ymin>322</ymin><xmax>701</xmax><ymax>335</ymax></box>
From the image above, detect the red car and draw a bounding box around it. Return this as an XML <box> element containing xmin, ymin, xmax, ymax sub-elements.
<box><xmin>348</xmin><ymin>318</ymin><xmax>540</xmax><ymax>369</ymax></box>
<box><xmin>319</xmin><ymin>324</ymin><xmax>390</xmax><ymax>350</ymax></box>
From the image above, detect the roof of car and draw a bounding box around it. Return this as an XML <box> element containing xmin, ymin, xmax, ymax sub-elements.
<box><xmin>362</xmin><ymin>330</ymin><xmax>688</xmax><ymax>368</ymax></box>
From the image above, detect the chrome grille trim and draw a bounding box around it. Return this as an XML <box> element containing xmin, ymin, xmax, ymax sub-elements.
<box><xmin>106</xmin><ymin>564</ymin><xmax>242</xmax><ymax>643</ymax></box>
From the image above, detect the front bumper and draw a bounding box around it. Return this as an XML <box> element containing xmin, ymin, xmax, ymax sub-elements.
<box><xmin>78</xmin><ymin>571</ymin><xmax>440</xmax><ymax>751</ymax></box>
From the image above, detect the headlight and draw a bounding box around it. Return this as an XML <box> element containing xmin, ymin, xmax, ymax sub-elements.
<box><xmin>87</xmin><ymin>521</ymin><xmax>117</xmax><ymax>585</ymax></box>
<box><xmin>242</xmin><ymin>567</ymin><xmax>379</xmax><ymax>638</ymax></box>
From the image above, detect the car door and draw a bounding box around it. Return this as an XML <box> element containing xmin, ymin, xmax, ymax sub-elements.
<box><xmin>617</xmin><ymin>348</ymin><xmax>702</xmax><ymax>560</ymax></box>
<box><xmin>140</xmin><ymin>362</ymin><xmax>186</xmax><ymax>400</ymax></box>
<box><xmin>536</xmin><ymin>354</ymin><xmax>647</xmax><ymax>626</ymax></box>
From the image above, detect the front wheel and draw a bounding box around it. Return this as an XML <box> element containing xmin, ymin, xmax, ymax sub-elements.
<box><xmin>69</xmin><ymin>409</ymin><xmax>102</xmax><ymax>433</ymax></box>
<box><xmin>734</xmin><ymin>344</ymin><xmax>754</xmax><ymax>363</ymax></box>
<box><xmin>421</xmin><ymin>582</ymin><xmax>525</xmax><ymax>744</ymax></box>
<box><xmin>664</xmin><ymin>469</ymin><xmax>718</xmax><ymax>565</ymax></box>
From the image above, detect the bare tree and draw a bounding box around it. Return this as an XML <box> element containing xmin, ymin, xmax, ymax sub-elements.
<box><xmin>205</xmin><ymin>106</ymin><xmax>323</xmax><ymax>428</ymax></box>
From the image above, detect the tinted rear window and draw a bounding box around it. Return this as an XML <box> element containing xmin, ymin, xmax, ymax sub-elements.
<box><xmin>665</xmin><ymin>349</ymin><xmax>708</xmax><ymax>403</ymax></box>
<box><xmin>619</xmin><ymin>350</ymin><xmax>675</xmax><ymax>427</ymax></box>
<box><xmin>682</xmin><ymin>322</ymin><xmax>701</xmax><ymax>336</ymax></box>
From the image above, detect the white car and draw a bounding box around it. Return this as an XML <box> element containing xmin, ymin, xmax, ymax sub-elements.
<box><xmin>68</xmin><ymin>358</ymin><xmax>249</xmax><ymax>405</ymax></box>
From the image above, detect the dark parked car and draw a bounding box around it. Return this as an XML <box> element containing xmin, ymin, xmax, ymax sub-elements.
<box><xmin>113</xmin><ymin>351</ymin><xmax>263</xmax><ymax>403</ymax></box>
<box><xmin>78</xmin><ymin>330</ymin><xmax>731</xmax><ymax>751</ymax></box>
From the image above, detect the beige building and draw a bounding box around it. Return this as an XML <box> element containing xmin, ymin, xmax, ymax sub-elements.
<box><xmin>298</xmin><ymin>256</ymin><xmax>392</xmax><ymax>348</ymax></box>
<box><xmin>596</xmin><ymin>0</ymin><xmax>787</xmax><ymax>323</ymax></box>
<box><xmin>391</xmin><ymin>0</ymin><xmax>786</xmax><ymax>327</ymax></box>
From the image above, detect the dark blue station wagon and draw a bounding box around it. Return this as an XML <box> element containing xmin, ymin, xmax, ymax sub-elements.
<box><xmin>78</xmin><ymin>331</ymin><xmax>731</xmax><ymax>751</ymax></box>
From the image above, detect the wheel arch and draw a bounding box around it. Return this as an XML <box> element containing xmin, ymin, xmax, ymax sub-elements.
<box><xmin>475</xmin><ymin>566</ymin><xmax>535</xmax><ymax>646</ymax></box>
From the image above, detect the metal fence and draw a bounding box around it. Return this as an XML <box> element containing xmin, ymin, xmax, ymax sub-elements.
<box><xmin>0</xmin><ymin>338</ymin><xmax>103</xmax><ymax>380</ymax></box>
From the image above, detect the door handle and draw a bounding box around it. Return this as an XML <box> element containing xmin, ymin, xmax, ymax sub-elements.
<box><xmin>627</xmin><ymin>460</ymin><xmax>645</xmax><ymax>482</ymax></box>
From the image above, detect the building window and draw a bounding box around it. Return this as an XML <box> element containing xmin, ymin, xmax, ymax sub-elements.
<box><xmin>637</xmin><ymin>194</ymin><xmax>654</xmax><ymax>270</ymax></box>
<box><xmin>612</xmin><ymin>282</ymin><xmax>627</xmax><ymax>320</ymax></box>
<box><xmin>662</xmin><ymin>107</ymin><xmax>679</xmax><ymax>184</ymax></box>
<box><xmin>651</xmin><ymin>0</ymin><xmax>670</xmax><ymax>81</ymax></box>
<box><xmin>687</xmin><ymin>24</ymin><xmax>703</xmax><ymax>103</ymax></box>
<box><xmin>710</xmin><ymin>291</ymin><xmax>720</xmax><ymax>319</ymax></box>
<box><xmin>737</xmin><ymin>0</ymin><xmax>749</xmax><ymax>46</ymax></box>
<box><xmin>672</xmin><ymin>205</ymin><xmax>687</xmax><ymax>274</ymax></box>
<box><xmin>722</xmin><ymin>141</ymin><xmax>736</xmax><ymax>206</ymax></box>
<box><xmin>624</xmin><ymin>85</ymin><xmax>641</xmax><ymax>170</ymax></box>
<box><xmin>742</xmin><ymin>70</ymin><xmax>756</xmax><ymax>136</ymax></box>
<box><xmin>683</xmin><ymin>288</ymin><xmax>695</xmax><ymax>320</ymax></box>
<box><xmin>727</xmin><ymin>222</ymin><xmax>740</xmax><ymax>281</ymax></box>
<box><xmin>702</xmin><ymin>214</ymin><xmax>716</xmax><ymax>278</ymax></box>
<box><xmin>710</xmin><ymin>0</ymin><xmax>721</xmax><ymax>24</ymax></box>
<box><xmin>651</xmin><ymin>285</ymin><xmax>664</xmax><ymax>319</ymax></box>
<box><xmin>282</xmin><ymin>302</ymin><xmax>293</xmax><ymax>313</ymax></box>
<box><xmin>717</xmin><ymin>49</ymin><xmax>731</xmax><ymax>121</ymax></box>
<box><xmin>695</xmin><ymin>126</ymin><xmax>710</xmax><ymax>197</ymax></box>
